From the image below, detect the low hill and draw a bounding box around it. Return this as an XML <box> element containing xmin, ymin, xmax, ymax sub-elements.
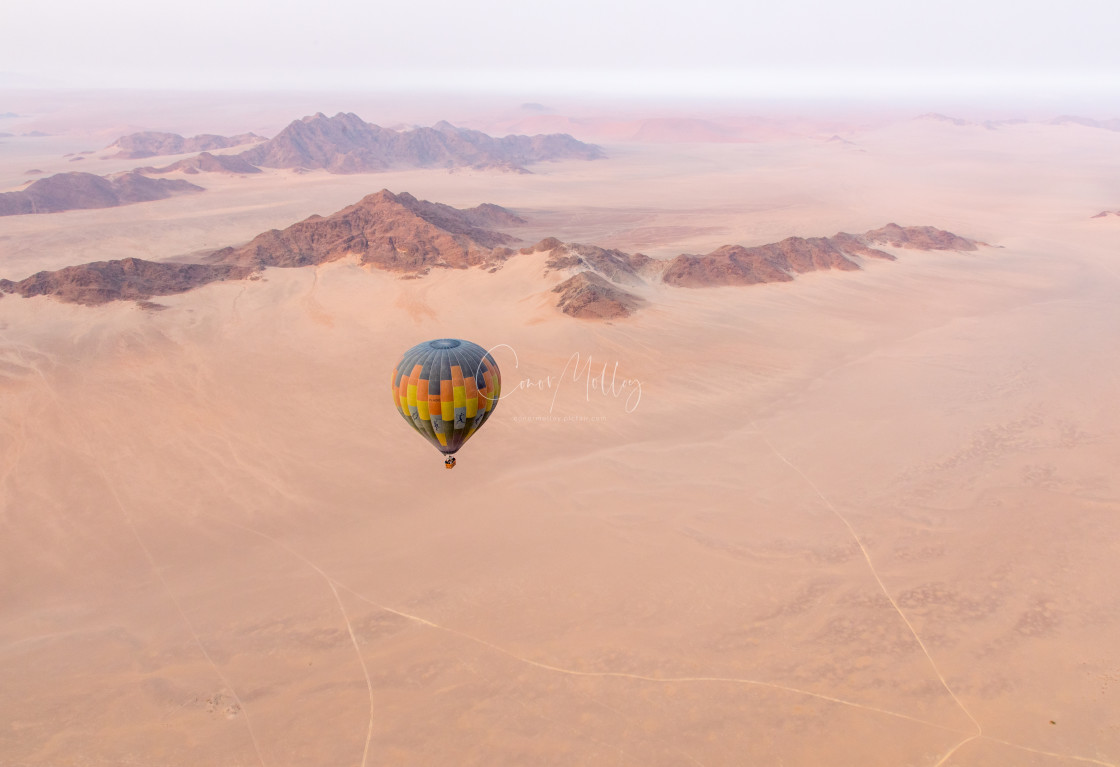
<box><xmin>140</xmin><ymin>152</ymin><xmax>261</xmax><ymax>175</ymax></box>
<box><xmin>662</xmin><ymin>226</ymin><xmax>975</xmax><ymax>287</ymax></box>
<box><xmin>105</xmin><ymin>131</ymin><xmax>264</xmax><ymax>159</ymax></box>
<box><xmin>0</xmin><ymin>259</ymin><xmax>253</xmax><ymax>305</ymax></box>
<box><xmin>0</xmin><ymin>171</ymin><xmax>202</xmax><ymax>216</ymax></box>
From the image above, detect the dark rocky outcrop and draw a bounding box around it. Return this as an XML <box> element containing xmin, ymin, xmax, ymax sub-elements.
<box><xmin>662</xmin><ymin>225</ymin><xmax>973</xmax><ymax>287</ymax></box>
<box><xmin>552</xmin><ymin>271</ymin><xmax>645</xmax><ymax>319</ymax></box>
<box><xmin>861</xmin><ymin>223</ymin><xmax>978</xmax><ymax>251</ymax></box>
<box><xmin>543</xmin><ymin>243</ymin><xmax>656</xmax><ymax>286</ymax></box>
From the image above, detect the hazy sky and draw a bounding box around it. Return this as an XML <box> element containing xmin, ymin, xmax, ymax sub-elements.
<box><xmin>2</xmin><ymin>0</ymin><xmax>1118</xmax><ymax>100</ymax></box>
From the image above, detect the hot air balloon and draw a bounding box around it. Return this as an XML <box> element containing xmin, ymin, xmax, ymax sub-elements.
<box><xmin>390</xmin><ymin>338</ymin><xmax>501</xmax><ymax>468</ymax></box>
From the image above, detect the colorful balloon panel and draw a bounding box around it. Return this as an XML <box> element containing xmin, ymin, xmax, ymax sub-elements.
<box><xmin>390</xmin><ymin>338</ymin><xmax>501</xmax><ymax>456</ymax></box>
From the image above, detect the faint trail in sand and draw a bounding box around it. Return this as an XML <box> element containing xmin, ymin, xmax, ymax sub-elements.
<box><xmin>986</xmin><ymin>737</ymin><xmax>1117</xmax><ymax>767</ymax></box>
<box><xmin>191</xmin><ymin>500</ymin><xmax>1113</xmax><ymax>767</ymax></box>
<box><xmin>178</xmin><ymin>406</ymin><xmax>1116</xmax><ymax>767</ymax></box>
<box><xmin>230</xmin><ymin>284</ymin><xmax>247</xmax><ymax>325</ymax></box>
<box><xmin>934</xmin><ymin>734</ymin><xmax>1118</xmax><ymax>767</ymax></box>
<box><xmin>8</xmin><ymin>349</ymin><xmax>264</xmax><ymax>766</ymax></box>
<box><xmin>339</xmin><ymin>584</ymin><xmax>960</xmax><ymax>735</ymax></box>
<box><xmin>748</xmin><ymin>436</ymin><xmax>1103</xmax><ymax>767</ymax></box>
<box><xmin>196</xmin><ymin>511</ymin><xmax>963</xmax><ymax>755</ymax></box>
<box><xmin>752</xmin><ymin>425</ymin><xmax>981</xmax><ymax>730</ymax></box>
<box><xmin>302</xmin><ymin>267</ymin><xmax>336</xmax><ymax>328</ymax></box>
<box><xmin>195</xmin><ymin>512</ymin><xmax>376</xmax><ymax>767</ymax></box>
<box><xmin>752</xmin><ymin>427</ymin><xmax>1113</xmax><ymax>766</ymax></box>
<box><xmin>326</xmin><ymin>579</ymin><xmax>376</xmax><ymax>767</ymax></box>
<box><xmin>0</xmin><ymin>409</ymin><xmax>27</xmax><ymax>505</ymax></box>
<box><xmin>933</xmin><ymin>734</ymin><xmax>981</xmax><ymax>767</ymax></box>
<box><xmin>94</xmin><ymin>469</ymin><xmax>268</xmax><ymax>767</ymax></box>
<box><xmin>224</xmin><ymin>511</ymin><xmax>961</xmax><ymax>733</ymax></box>
<box><xmin>752</xmin><ymin>418</ymin><xmax>981</xmax><ymax>747</ymax></box>
<box><xmin>179</xmin><ymin>422</ymin><xmax>306</xmax><ymax>508</ymax></box>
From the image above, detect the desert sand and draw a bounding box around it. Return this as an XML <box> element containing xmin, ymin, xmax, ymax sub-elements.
<box><xmin>1</xmin><ymin>96</ymin><xmax>1119</xmax><ymax>766</ymax></box>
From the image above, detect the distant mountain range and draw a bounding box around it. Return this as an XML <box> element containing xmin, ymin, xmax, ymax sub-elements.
<box><xmin>105</xmin><ymin>112</ymin><xmax>602</xmax><ymax>174</ymax></box>
<box><xmin>916</xmin><ymin>113</ymin><xmax>1120</xmax><ymax>132</ymax></box>
<box><xmin>915</xmin><ymin>113</ymin><xmax>1028</xmax><ymax>129</ymax></box>
<box><xmin>0</xmin><ymin>190</ymin><xmax>983</xmax><ymax>321</ymax></box>
<box><xmin>0</xmin><ymin>171</ymin><xmax>201</xmax><ymax>216</ymax></box>
<box><xmin>105</xmin><ymin>131</ymin><xmax>264</xmax><ymax>159</ymax></box>
<box><xmin>476</xmin><ymin>114</ymin><xmax>799</xmax><ymax>144</ymax></box>
<box><xmin>1050</xmin><ymin>116</ymin><xmax>1120</xmax><ymax>132</ymax></box>
<box><xmin>236</xmin><ymin>112</ymin><xmax>603</xmax><ymax>173</ymax></box>
<box><xmin>140</xmin><ymin>151</ymin><xmax>261</xmax><ymax>175</ymax></box>
<box><xmin>0</xmin><ymin>115</ymin><xmax>603</xmax><ymax>217</ymax></box>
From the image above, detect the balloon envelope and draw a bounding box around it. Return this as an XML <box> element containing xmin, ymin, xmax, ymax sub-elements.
<box><xmin>390</xmin><ymin>338</ymin><xmax>501</xmax><ymax>456</ymax></box>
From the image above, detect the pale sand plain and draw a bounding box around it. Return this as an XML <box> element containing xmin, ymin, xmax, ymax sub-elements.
<box><xmin>1</xmin><ymin>103</ymin><xmax>1119</xmax><ymax>766</ymax></box>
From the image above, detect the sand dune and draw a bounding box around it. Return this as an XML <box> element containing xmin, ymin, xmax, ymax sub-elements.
<box><xmin>1</xmin><ymin>103</ymin><xmax>1119</xmax><ymax>766</ymax></box>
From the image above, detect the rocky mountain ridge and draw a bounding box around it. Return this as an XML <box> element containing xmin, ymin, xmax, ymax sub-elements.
<box><xmin>0</xmin><ymin>190</ymin><xmax>983</xmax><ymax>319</ymax></box>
